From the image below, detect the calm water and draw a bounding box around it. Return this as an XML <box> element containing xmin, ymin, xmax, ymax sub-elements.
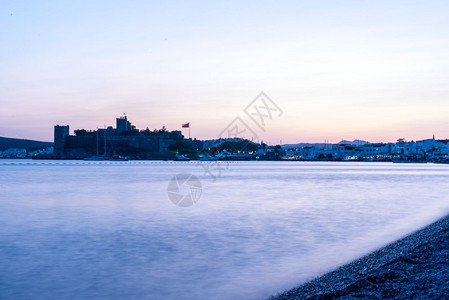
<box><xmin>1</xmin><ymin>160</ymin><xmax>449</xmax><ymax>299</ymax></box>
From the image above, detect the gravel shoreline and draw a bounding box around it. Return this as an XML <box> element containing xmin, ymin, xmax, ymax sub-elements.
<box><xmin>270</xmin><ymin>214</ymin><xmax>449</xmax><ymax>299</ymax></box>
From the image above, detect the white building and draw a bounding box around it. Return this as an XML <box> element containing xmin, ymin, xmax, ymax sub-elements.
<box><xmin>1</xmin><ymin>148</ymin><xmax>27</xmax><ymax>158</ymax></box>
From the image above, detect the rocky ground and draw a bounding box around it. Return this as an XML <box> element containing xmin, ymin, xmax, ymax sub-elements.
<box><xmin>271</xmin><ymin>215</ymin><xmax>449</xmax><ymax>299</ymax></box>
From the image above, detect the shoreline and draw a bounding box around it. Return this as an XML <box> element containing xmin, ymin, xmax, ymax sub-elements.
<box><xmin>271</xmin><ymin>214</ymin><xmax>449</xmax><ymax>299</ymax></box>
<box><xmin>2</xmin><ymin>157</ymin><xmax>448</xmax><ymax>164</ymax></box>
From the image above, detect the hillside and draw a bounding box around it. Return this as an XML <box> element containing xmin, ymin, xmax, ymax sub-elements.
<box><xmin>0</xmin><ymin>137</ymin><xmax>53</xmax><ymax>151</ymax></box>
<box><xmin>282</xmin><ymin>139</ymin><xmax>370</xmax><ymax>149</ymax></box>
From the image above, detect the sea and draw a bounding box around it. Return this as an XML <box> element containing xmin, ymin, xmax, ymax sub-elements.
<box><xmin>1</xmin><ymin>160</ymin><xmax>449</xmax><ymax>299</ymax></box>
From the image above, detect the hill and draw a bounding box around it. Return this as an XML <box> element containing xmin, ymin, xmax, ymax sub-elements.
<box><xmin>0</xmin><ymin>137</ymin><xmax>53</xmax><ymax>151</ymax></box>
<box><xmin>337</xmin><ymin>139</ymin><xmax>370</xmax><ymax>146</ymax></box>
<box><xmin>282</xmin><ymin>139</ymin><xmax>370</xmax><ymax>149</ymax></box>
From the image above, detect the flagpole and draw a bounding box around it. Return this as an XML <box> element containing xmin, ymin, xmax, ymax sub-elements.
<box><xmin>189</xmin><ymin>125</ymin><xmax>190</xmax><ymax>139</ymax></box>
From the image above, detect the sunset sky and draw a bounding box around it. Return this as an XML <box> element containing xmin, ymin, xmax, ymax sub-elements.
<box><xmin>1</xmin><ymin>1</ymin><xmax>449</xmax><ymax>144</ymax></box>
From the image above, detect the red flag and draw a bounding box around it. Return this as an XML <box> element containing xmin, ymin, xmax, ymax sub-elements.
<box><xmin>182</xmin><ymin>123</ymin><xmax>190</xmax><ymax>128</ymax></box>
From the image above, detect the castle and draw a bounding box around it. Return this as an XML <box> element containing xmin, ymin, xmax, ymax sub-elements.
<box><xmin>54</xmin><ymin>116</ymin><xmax>183</xmax><ymax>159</ymax></box>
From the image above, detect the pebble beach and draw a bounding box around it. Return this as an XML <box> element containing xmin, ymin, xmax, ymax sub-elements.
<box><xmin>271</xmin><ymin>214</ymin><xmax>449</xmax><ymax>299</ymax></box>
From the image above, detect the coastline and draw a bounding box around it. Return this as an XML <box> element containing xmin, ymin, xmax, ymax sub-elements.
<box><xmin>271</xmin><ymin>214</ymin><xmax>449</xmax><ymax>299</ymax></box>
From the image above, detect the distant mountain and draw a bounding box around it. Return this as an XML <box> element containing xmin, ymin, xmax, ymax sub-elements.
<box><xmin>281</xmin><ymin>143</ymin><xmax>328</xmax><ymax>149</ymax></box>
<box><xmin>337</xmin><ymin>139</ymin><xmax>370</xmax><ymax>146</ymax></box>
<box><xmin>282</xmin><ymin>139</ymin><xmax>370</xmax><ymax>149</ymax></box>
<box><xmin>0</xmin><ymin>137</ymin><xmax>53</xmax><ymax>151</ymax></box>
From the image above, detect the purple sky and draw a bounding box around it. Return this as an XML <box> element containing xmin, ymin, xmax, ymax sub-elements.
<box><xmin>1</xmin><ymin>1</ymin><xmax>449</xmax><ymax>143</ymax></box>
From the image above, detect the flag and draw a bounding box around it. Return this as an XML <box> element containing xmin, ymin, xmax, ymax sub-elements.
<box><xmin>182</xmin><ymin>123</ymin><xmax>190</xmax><ymax>128</ymax></box>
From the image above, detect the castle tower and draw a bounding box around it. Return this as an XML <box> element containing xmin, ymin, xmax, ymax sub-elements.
<box><xmin>54</xmin><ymin>125</ymin><xmax>69</xmax><ymax>156</ymax></box>
<box><xmin>116</xmin><ymin>115</ymin><xmax>130</xmax><ymax>133</ymax></box>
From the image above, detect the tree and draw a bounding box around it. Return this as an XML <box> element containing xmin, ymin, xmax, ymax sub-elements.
<box><xmin>168</xmin><ymin>141</ymin><xmax>198</xmax><ymax>156</ymax></box>
<box><xmin>74</xmin><ymin>129</ymin><xmax>90</xmax><ymax>136</ymax></box>
<box><xmin>274</xmin><ymin>145</ymin><xmax>282</xmax><ymax>153</ymax></box>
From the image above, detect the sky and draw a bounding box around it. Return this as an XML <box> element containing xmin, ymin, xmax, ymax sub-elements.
<box><xmin>1</xmin><ymin>0</ymin><xmax>449</xmax><ymax>143</ymax></box>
